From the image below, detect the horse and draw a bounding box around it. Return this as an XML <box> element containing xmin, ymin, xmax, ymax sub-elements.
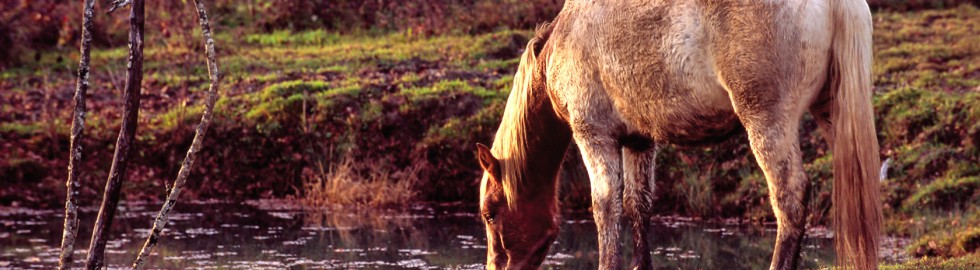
<box><xmin>474</xmin><ymin>0</ymin><xmax>882</xmax><ymax>269</ymax></box>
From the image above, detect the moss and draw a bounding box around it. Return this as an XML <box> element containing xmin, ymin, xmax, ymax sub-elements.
<box><xmin>261</xmin><ymin>80</ymin><xmax>332</xmax><ymax>100</ymax></box>
<box><xmin>881</xmin><ymin>254</ymin><xmax>980</xmax><ymax>270</ymax></box>
<box><xmin>873</xmin><ymin>5</ymin><xmax>980</xmax><ymax>92</ymax></box>
<box><xmin>472</xmin><ymin>58</ymin><xmax>520</xmax><ymax>72</ymax></box>
<box><xmin>891</xmin><ymin>143</ymin><xmax>958</xmax><ymax>180</ymax></box>
<box><xmin>314</xmin><ymin>65</ymin><xmax>348</xmax><ymax>74</ymax></box>
<box><xmin>244</xmin><ymin>29</ymin><xmax>342</xmax><ymax>47</ymax></box>
<box><xmin>146</xmin><ymin>72</ymin><xmax>206</xmax><ymax>89</ymax></box>
<box><xmin>314</xmin><ymin>84</ymin><xmax>363</xmax><ymax>111</ymax></box>
<box><xmin>397</xmin><ymin>73</ymin><xmax>421</xmax><ymax>87</ymax></box>
<box><xmin>0</xmin><ymin>122</ymin><xmax>42</xmax><ymax>136</ymax></box>
<box><xmin>252</xmin><ymin>73</ymin><xmax>286</xmax><ymax>84</ymax></box>
<box><xmin>154</xmin><ymin>103</ymin><xmax>205</xmax><ymax>132</ymax></box>
<box><xmin>958</xmin><ymin>228</ymin><xmax>980</xmax><ymax>255</ymax></box>
<box><xmin>493</xmin><ymin>75</ymin><xmax>514</xmax><ymax>91</ymax></box>
<box><xmin>240</xmin><ymin>79</ymin><xmax>364</xmax><ymax>134</ymax></box>
<box><xmin>910</xmin><ymin>229</ymin><xmax>980</xmax><ymax>258</ymax></box>
<box><xmin>401</xmin><ymin>79</ymin><xmax>503</xmax><ymax>105</ymax></box>
<box><xmin>905</xmin><ymin>176</ymin><xmax>980</xmax><ymax>211</ymax></box>
<box><xmin>422</xmin><ymin>102</ymin><xmax>503</xmax><ymax>144</ymax></box>
<box><xmin>904</xmin><ymin>212</ymin><xmax>980</xmax><ymax>258</ymax></box>
<box><xmin>401</xmin><ymin>80</ymin><xmax>461</xmax><ymax>97</ymax></box>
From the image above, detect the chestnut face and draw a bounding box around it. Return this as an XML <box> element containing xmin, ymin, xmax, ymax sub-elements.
<box><xmin>477</xmin><ymin>144</ymin><xmax>557</xmax><ymax>269</ymax></box>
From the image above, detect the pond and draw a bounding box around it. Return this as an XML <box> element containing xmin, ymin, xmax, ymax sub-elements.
<box><xmin>0</xmin><ymin>200</ymin><xmax>906</xmax><ymax>269</ymax></box>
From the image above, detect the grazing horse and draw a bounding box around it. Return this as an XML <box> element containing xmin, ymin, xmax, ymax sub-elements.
<box><xmin>475</xmin><ymin>0</ymin><xmax>882</xmax><ymax>269</ymax></box>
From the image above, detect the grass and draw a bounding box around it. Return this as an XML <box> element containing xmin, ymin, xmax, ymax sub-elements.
<box><xmin>881</xmin><ymin>254</ymin><xmax>980</xmax><ymax>269</ymax></box>
<box><xmin>300</xmin><ymin>154</ymin><xmax>420</xmax><ymax>209</ymax></box>
<box><xmin>898</xmin><ymin>211</ymin><xmax>980</xmax><ymax>257</ymax></box>
<box><xmin>904</xmin><ymin>176</ymin><xmax>980</xmax><ymax>211</ymax></box>
<box><xmin>243</xmin><ymin>29</ymin><xmax>343</xmax><ymax>47</ymax></box>
<box><xmin>154</xmin><ymin>101</ymin><xmax>204</xmax><ymax>132</ymax></box>
<box><xmin>0</xmin><ymin>122</ymin><xmax>44</xmax><ymax>136</ymax></box>
<box><xmin>873</xmin><ymin>5</ymin><xmax>980</xmax><ymax>92</ymax></box>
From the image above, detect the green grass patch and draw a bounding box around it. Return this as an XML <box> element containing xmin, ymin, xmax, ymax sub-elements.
<box><xmin>154</xmin><ymin>103</ymin><xmax>205</xmax><ymax>132</ymax></box>
<box><xmin>261</xmin><ymin>80</ymin><xmax>333</xmax><ymax>100</ymax></box>
<box><xmin>401</xmin><ymin>79</ymin><xmax>502</xmax><ymax>101</ymax></box>
<box><xmin>422</xmin><ymin>102</ymin><xmax>503</xmax><ymax>144</ymax></box>
<box><xmin>881</xmin><ymin>254</ymin><xmax>980</xmax><ymax>270</ymax></box>
<box><xmin>0</xmin><ymin>122</ymin><xmax>42</xmax><ymax>136</ymax></box>
<box><xmin>910</xmin><ymin>225</ymin><xmax>980</xmax><ymax>258</ymax></box>
<box><xmin>905</xmin><ymin>176</ymin><xmax>980</xmax><ymax>211</ymax></box>
<box><xmin>873</xmin><ymin>5</ymin><xmax>980</xmax><ymax>91</ymax></box>
<box><xmin>244</xmin><ymin>29</ymin><xmax>343</xmax><ymax>47</ymax></box>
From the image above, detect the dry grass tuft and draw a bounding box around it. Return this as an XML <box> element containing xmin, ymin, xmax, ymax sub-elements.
<box><xmin>301</xmin><ymin>155</ymin><xmax>420</xmax><ymax>209</ymax></box>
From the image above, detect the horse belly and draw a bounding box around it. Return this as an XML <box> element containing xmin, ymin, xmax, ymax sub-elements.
<box><xmin>614</xmin><ymin>73</ymin><xmax>741</xmax><ymax>146</ymax></box>
<box><xmin>648</xmin><ymin>107</ymin><xmax>741</xmax><ymax>146</ymax></box>
<box><xmin>599</xmin><ymin>2</ymin><xmax>738</xmax><ymax>145</ymax></box>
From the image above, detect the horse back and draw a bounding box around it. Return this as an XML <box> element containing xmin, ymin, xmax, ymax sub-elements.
<box><xmin>546</xmin><ymin>0</ymin><xmax>833</xmax><ymax>145</ymax></box>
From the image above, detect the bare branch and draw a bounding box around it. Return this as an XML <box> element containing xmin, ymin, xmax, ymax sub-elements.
<box><xmin>84</xmin><ymin>0</ymin><xmax>145</xmax><ymax>268</ymax></box>
<box><xmin>57</xmin><ymin>0</ymin><xmax>96</xmax><ymax>269</ymax></box>
<box><xmin>131</xmin><ymin>0</ymin><xmax>221</xmax><ymax>268</ymax></box>
<box><xmin>107</xmin><ymin>0</ymin><xmax>131</xmax><ymax>14</ymax></box>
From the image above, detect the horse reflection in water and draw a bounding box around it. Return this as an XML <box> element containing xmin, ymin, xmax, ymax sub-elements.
<box><xmin>475</xmin><ymin>0</ymin><xmax>882</xmax><ymax>269</ymax></box>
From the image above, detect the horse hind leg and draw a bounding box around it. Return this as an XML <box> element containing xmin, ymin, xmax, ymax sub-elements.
<box><xmin>724</xmin><ymin>75</ymin><xmax>813</xmax><ymax>269</ymax></box>
<box><xmin>623</xmin><ymin>143</ymin><xmax>657</xmax><ymax>270</ymax></box>
<box><xmin>716</xmin><ymin>20</ymin><xmax>815</xmax><ymax>269</ymax></box>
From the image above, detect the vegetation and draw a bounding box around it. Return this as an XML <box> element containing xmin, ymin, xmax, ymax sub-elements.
<box><xmin>299</xmin><ymin>154</ymin><xmax>420</xmax><ymax>209</ymax></box>
<box><xmin>880</xmin><ymin>254</ymin><xmax>980</xmax><ymax>270</ymax></box>
<box><xmin>1</xmin><ymin>1</ymin><xmax>979</xmax><ymax>266</ymax></box>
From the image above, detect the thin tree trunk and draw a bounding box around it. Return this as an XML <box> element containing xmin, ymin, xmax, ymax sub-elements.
<box><xmin>130</xmin><ymin>0</ymin><xmax>221</xmax><ymax>268</ymax></box>
<box><xmin>84</xmin><ymin>0</ymin><xmax>145</xmax><ymax>268</ymax></box>
<box><xmin>58</xmin><ymin>0</ymin><xmax>96</xmax><ymax>269</ymax></box>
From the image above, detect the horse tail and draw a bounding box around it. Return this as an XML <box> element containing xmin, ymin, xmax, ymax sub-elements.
<box><xmin>829</xmin><ymin>0</ymin><xmax>881</xmax><ymax>269</ymax></box>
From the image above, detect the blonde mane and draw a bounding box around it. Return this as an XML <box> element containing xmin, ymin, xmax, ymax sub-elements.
<box><xmin>491</xmin><ymin>24</ymin><xmax>551</xmax><ymax>208</ymax></box>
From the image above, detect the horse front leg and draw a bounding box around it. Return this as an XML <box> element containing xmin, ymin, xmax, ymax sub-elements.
<box><xmin>575</xmin><ymin>133</ymin><xmax>625</xmax><ymax>270</ymax></box>
<box><xmin>742</xmin><ymin>119</ymin><xmax>812</xmax><ymax>270</ymax></box>
<box><xmin>623</xmin><ymin>145</ymin><xmax>657</xmax><ymax>270</ymax></box>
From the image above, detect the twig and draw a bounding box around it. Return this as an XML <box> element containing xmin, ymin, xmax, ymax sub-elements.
<box><xmin>130</xmin><ymin>0</ymin><xmax>221</xmax><ymax>268</ymax></box>
<box><xmin>57</xmin><ymin>0</ymin><xmax>95</xmax><ymax>269</ymax></box>
<box><xmin>84</xmin><ymin>0</ymin><xmax>145</xmax><ymax>268</ymax></box>
<box><xmin>107</xmin><ymin>0</ymin><xmax>132</xmax><ymax>14</ymax></box>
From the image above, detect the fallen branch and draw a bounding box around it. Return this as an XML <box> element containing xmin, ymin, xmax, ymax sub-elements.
<box><xmin>84</xmin><ymin>0</ymin><xmax>145</xmax><ymax>268</ymax></box>
<box><xmin>130</xmin><ymin>0</ymin><xmax>221</xmax><ymax>268</ymax></box>
<box><xmin>57</xmin><ymin>0</ymin><xmax>95</xmax><ymax>269</ymax></box>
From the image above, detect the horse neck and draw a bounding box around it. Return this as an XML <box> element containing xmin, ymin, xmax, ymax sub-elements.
<box><xmin>519</xmin><ymin>85</ymin><xmax>572</xmax><ymax>202</ymax></box>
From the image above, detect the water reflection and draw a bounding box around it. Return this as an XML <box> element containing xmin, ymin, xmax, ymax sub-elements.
<box><xmin>0</xmin><ymin>200</ymin><xmax>862</xmax><ymax>269</ymax></box>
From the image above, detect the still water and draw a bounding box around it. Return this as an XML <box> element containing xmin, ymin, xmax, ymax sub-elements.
<box><xmin>1</xmin><ymin>200</ymin><xmax>881</xmax><ymax>269</ymax></box>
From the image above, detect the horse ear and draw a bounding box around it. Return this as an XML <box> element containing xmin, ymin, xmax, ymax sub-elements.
<box><xmin>476</xmin><ymin>143</ymin><xmax>500</xmax><ymax>177</ymax></box>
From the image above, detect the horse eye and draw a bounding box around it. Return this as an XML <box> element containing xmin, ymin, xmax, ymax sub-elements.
<box><xmin>484</xmin><ymin>213</ymin><xmax>496</xmax><ymax>224</ymax></box>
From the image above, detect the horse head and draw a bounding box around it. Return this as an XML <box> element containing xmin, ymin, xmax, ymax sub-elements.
<box><xmin>477</xmin><ymin>143</ymin><xmax>559</xmax><ymax>269</ymax></box>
